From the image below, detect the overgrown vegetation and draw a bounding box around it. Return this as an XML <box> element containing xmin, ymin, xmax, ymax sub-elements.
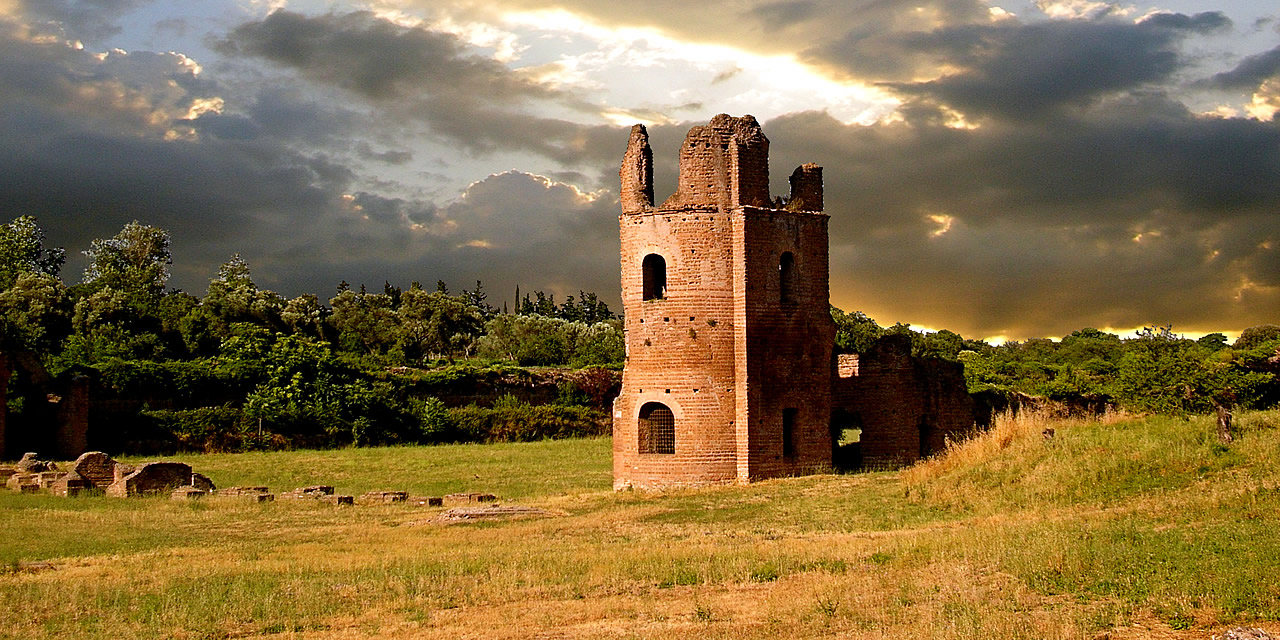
<box><xmin>834</xmin><ymin>308</ymin><xmax>1279</xmax><ymax>416</ymax></box>
<box><xmin>0</xmin><ymin>217</ymin><xmax>621</xmax><ymax>454</ymax></box>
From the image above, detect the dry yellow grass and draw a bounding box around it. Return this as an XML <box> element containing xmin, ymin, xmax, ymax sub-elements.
<box><xmin>3</xmin><ymin>411</ymin><xmax>1279</xmax><ymax>639</ymax></box>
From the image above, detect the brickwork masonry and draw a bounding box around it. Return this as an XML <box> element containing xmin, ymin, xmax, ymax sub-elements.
<box><xmin>613</xmin><ymin>115</ymin><xmax>976</xmax><ymax>490</ymax></box>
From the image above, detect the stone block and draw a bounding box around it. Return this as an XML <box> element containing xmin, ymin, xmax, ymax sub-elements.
<box><xmin>361</xmin><ymin>490</ymin><xmax>408</xmax><ymax>504</ymax></box>
<box><xmin>219</xmin><ymin>486</ymin><xmax>269</xmax><ymax>496</ymax></box>
<box><xmin>72</xmin><ymin>452</ymin><xmax>118</xmax><ymax>489</ymax></box>
<box><xmin>218</xmin><ymin>486</ymin><xmax>274</xmax><ymax>502</ymax></box>
<box><xmin>322</xmin><ymin>495</ymin><xmax>354</xmax><ymax>506</ymax></box>
<box><xmin>171</xmin><ymin>486</ymin><xmax>207</xmax><ymax>500</ymax></box>
<box><xmin>191</xmin><ymin>473</ymin><xmax>216</xmax><ymax>492</ymax></box>
<box><xmin>15</xmin><ymin>452</ymin><xmax>55</xmax><ymax>473</ymax></box>
<box><xmin>6</xmin><ymin>473</ymin><xmax>37</xmax><ymax>492</ymax></box>
<box><xmin>36</xmin><ymin>472</ymin><xmax>64</xmax><ymax>489</ymax></box>
<box><xmin>444</xmin><ymin>492</ymin><xmax>498</xmax><ymax>506</ymax></box>
<box><xmin>106</xmin><ymin>462</ymin><xmax>194</xmax><ymax>497</ymax></box>
<box><xmin>279</xmin><ymin>485</ymin><xmax>335</xmax><ymax>500</ymax></box>
<box><xmin>51</xmin><ymin>471</ymin><xmax>88</xmax><ymax>497</ymax></box>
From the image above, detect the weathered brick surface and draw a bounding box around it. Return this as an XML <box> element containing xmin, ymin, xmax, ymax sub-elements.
<box><xmin>832</xmin><ymin>335</ymin><xmax>976</xmax><ymax>468</ymax></box>
<box><xmin>614</xmin><ymin>115</ymin><xmax>974</xmax><ymax>488</ymax></box>
<box><xmin>51</xmin><ymin>472</ymin><xmax>87</xmax><ymax>497</ymax></box>
<box><xmin>614</xmin><ymin>115</ymin><xmax>833</xmax><ymax>489</ymax></box>
<box><xmin>106</xmin><ymin>462</ymin><xmax>193</xmax><ymax>497</ymax></box>
<box><xmin>72</xmin><ymin>451</ymin><xmax>117</xmax><ymax>490</ymax></box>
<box><xmin>279</xmin><ymin>485</ymin><xmax>334</xmax><ymax>499</ymax></box>
<box><xmin>443</xmin><ymin>492</ymin><xmax>498</xmax><ymax>506</ymax></box>
<box><xmin>361</xmin><ymin>490</ymin><xmax>408</xmax><ymax>504</ymax></box>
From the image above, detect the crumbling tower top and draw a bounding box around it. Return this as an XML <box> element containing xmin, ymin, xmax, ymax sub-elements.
<box><xmin>619</xmin><ymin>114</ymin><xmax>823</xmax><ymax>215</ymax></box>
<box><xmin>619</xmin><ymin>124</ymin><xmax>654</xmax><ymax>214</ymax></box>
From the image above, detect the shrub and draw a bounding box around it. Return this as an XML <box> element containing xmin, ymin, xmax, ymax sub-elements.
<box><xmin>448</xmin><ymin>395</ymin><xmax>608</xmax><ymax>443</ymax></box>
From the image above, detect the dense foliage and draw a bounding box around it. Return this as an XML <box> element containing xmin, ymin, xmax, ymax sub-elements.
<box><xmin>835</xmin><ymin>308</ymin><xmax>1279</xmax><ymax>415</ymax></box>
<box><xmin>0</xmin><ymin>218</ymin><xmax>619</xmax><ymax>454</ymax></box>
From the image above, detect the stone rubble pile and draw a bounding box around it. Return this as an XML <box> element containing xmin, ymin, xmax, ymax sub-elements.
<box><xmin>3</xmin><ymin>451</ymin><xmax>509</xmax><ymax>512</ymax></box>
<box><xmin>1</xmin><ymin>451</ymin><xmax>217</xmax><ymax>498</ymax></box>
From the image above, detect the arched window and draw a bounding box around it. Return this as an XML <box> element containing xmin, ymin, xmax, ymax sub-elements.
<box><xmin>638</xmin><ymin>402</ymin><xmax>675</xmax><ymax>454</ymax></box>
<box><xmin>642</xmin><ymin>253</ymin><xmax>666</xmax><ymax>301</ymax></box>
<box><xmin>779</xmin><ymin>252</ymin><xmax>795</xmax><ymax>303</ymax></box>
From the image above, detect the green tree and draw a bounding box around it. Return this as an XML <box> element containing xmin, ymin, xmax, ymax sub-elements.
<box><xmin>202</xmin><ymin>254</ymin><xmax>285</xmax><ymax>337</ymax></box>
<box><xmin>329</xmin><ymin>288</ymin><xmax>399</xmax><ymax>357</ymax></box>
<box><xmin>0</xmin><ymin>216</ymin><xmax>65</xmax><ymax>290</ymax></box>
<box><xmin>81</xmin><ymin>221</ymin><xmax>171</xmax><ymax>303</ymax></box>
<box><xmin>1235</xmin><ymin>325</ymin><xmax>1280</xmax><ymax>351</ymax></box>
<box><xmin>281</xmin><ymin>293</ymin><xmax>327</xmax><ymax>338</ymax></box>
<box><xmin>397</xmin><ymin>284</ymin><xmax>483</xmax><ymax>363</ymax></box>
<box><xmin>831</xmin><ymin>307</ymin><xmax>883</xmax><ymax>354</ymax></box>
<box><xmin>0</xmin><ymin>273</ymin><xmax>72</xmax><ymax>353</ymax></box>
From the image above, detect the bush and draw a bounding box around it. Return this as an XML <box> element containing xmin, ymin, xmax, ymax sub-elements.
<box><xmin>448</xmin><ymin>395</ymin><xmax>608</xmax><ymax>443</ymax></box>
<box><xmin>135</xmin><ymin>406</ymin><xmax>289</xmax><ymax>453</ymax></box>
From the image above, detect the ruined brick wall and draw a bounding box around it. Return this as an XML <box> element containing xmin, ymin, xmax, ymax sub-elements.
<box><xmin>620</xmin><ymin>124</ymin><xmax>654</xmax><ymax>214</ymax></box>
<box><xmin>614</xmin><ymin>123</ymin><xmax>741</xmax><ymax>488</ymax></box>
<box><xmin>832</xmin><ymin>335</ymin><xmax>976</xmax><ymax>468</ymax></box>
<box><xmin>733</xmin><ymin>207</ymin><xmax>833</xmax><ymax>479</ymax></box>
<box><xmin>788</xmin><ymin>164</ymin><xmax>823</xmax><ymax>213</ymax></box>
<box><xmin>614</xmin><ymin>115</ymin><xmax>832</xmax><ymax>488</ymax></box>
<box><xmin>660</xmin><ymin>114</ymin><xmax>771</xmax><ymax>211</ymax></box>
<box><xmin>54</xmin><ymin>376</ymin><xmax>89</xmax><ymax>459</ymax></box>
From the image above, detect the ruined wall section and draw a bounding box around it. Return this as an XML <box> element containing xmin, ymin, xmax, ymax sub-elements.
<box><xmin>620</xmin><ymin>124</ymin><xmax>654</xmax><ymax>214</ymax></box>
<box><xmin>832</xmin><ymin>335</ymin><xmax>976</xmax><ymax>468</ymax></box>
<box><xmin>614</xmin><ymin>210</ymin><xmax>739</xmax><ymax>489</ymax></box>
<box><xmin>788</xmin><ymin>164</ymin><xmax>823</xmax><ymax>212</ymax></box>
<box><xmin>661</xmin><ymin>114</ymin><xmax>770</xmax><ymax>211</ymax></box>
<box><xmin>732</xmin><ymin>207</ymin><xmax>834</xmax><ymax>480</ymax></box>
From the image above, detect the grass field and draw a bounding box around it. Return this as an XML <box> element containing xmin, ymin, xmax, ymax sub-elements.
<box><xmin>2</xmin><ymin>411</ymin><xmax>1278</xmax><ymax>639</ymax></box>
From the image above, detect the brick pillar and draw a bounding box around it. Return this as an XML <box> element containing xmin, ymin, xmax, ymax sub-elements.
<box><xmin>55</xmin><ymin>375</ymin><xmax>89</xmax><ymax>459</ymax></box>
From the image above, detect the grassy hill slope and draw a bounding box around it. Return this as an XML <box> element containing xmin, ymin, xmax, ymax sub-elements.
<box><xmin>1</xmin><ymin>411</ymin><xmax>1277</xmax><ymax>639</ymax></box>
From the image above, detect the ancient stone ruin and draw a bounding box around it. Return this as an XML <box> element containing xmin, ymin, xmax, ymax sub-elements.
<box><xmin>2</xmin><ymin>451</ymin><xmax>513</xmax><ymax>515</ymax></box>
<box><xmin>613</xmin><ymin>115</ymin><xmax>976</xmax><ymax>489</ymax></box>
<box><xmin>0</xmin><ymin>451</ymin><xmax>218</xmax><ymax>497</ymax></box>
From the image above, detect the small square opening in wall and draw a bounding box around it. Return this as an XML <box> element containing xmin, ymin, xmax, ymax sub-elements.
<box><xmin>689</xmin><ymin>316</ymin><xmax>695</xmax><ymax>321</ymax></box>
<box><xmin>664</xmin><ymin>317</ymin><xmax>670</xmax><ymax>322</ymax></box>
<box><xmin>664</xmin><ymin>389</ymin><xmax>670</xmax><ymax>393</ymax></box>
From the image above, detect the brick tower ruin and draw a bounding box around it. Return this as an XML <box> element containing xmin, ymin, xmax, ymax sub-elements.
<box><xmin>613</xmin><ymin>114</ymin><xmax>835</xmax><ymax>489</ymax></box>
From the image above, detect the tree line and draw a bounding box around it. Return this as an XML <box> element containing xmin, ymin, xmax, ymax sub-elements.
<box><xmin>0</xmin><ymin>217</ymin><xmax>622</xmax><ymax>453</ymax></box>
<box><xmin>832</xmin><ymin>308</ymin><xmax>1280</xmax><ymax>416</ymax></box>
<box><xmin>1</xmin><ymin>216</ymin><xmax>1274</xmax><ymax>455</ymax></box>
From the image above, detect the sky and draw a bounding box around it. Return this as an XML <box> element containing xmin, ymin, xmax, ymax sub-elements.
<box><xmin>0</xmin><ymin>0</ymin><xmax>1277</xmax><ymax>342</ymax></box>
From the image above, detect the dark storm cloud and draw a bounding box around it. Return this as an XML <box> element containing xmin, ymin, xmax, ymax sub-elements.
<box><xmin>217</xmin><ymin>10</ymin><xmax>557</xmax><ymax>104</ymax></box>
<box><xmin>1202</xmin><ymin>45</ymin><xmax>1280</xmax><ymax>91</ymax></box>
<box><xmin>0</xmin><ymin>15</ymin><xmax>625</xmax><ymax>304</ymax></box>
<box><xmin>830</xmin><ymin>12</ymin><xmax>1231</xmax><ymax>119</ymax></box>
<box><xmin>749</xmin><ymin>1</ymin><xmax>818</xmax><ymax>30</ymax></box>
<box><xmin>18</xmin><ymin>0</ymin><xmax>152</xmax><ymax>42</ymax></box>
<box><xmin>763</xmin><ymin>100</ymin><xmax>1279</xmax><ymax>337</ymax></box>
<box><xmin>260</xmin><ymin>171</ymin><xmax>622</xmax><ymax>308</ymax></box>
<box><xmin>217</xmin><ymin>10</ymin><xmax>626</xmax><ymax>170</ymax></box>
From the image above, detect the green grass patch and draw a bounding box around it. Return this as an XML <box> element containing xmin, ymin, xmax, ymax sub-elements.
<box><xmin>2</xmin><ymin>411</ymin><xmax>1278</xmax><ymax>638</ymax></box>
